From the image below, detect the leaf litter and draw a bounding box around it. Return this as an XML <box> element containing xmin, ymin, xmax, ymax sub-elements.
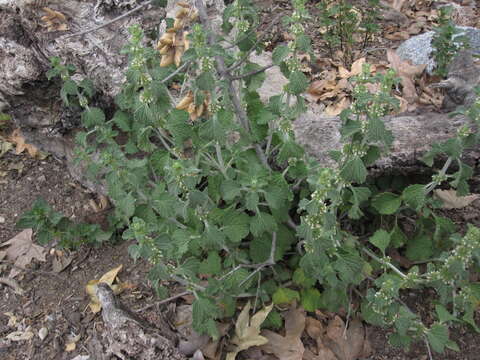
<box><xmin>0</xmin><ymin>229</ymin><xmax>46</xmax><ymax>278</ymax></box>
<box><xmin>226</xmin><ymin>301</ymin><xmax>273</xmax><ymax>360</ymax></box>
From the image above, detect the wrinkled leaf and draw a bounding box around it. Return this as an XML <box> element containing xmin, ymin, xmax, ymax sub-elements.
<box><xmin>86</xmin><ymin>265</ymin><xmax>124</xmax><ymax>313</ymax></box>
<box><xmin>434</xmin><ymin>189</ymin><xmax>479</xmax><ymax>209</ymax></box>
<box><xmin>226</xmin><ymin>301</ymin><xmax>273</xmax><ymax>360</ymax></box>
<box><xmin>1</xmin><ymin>229</ymin><xmax>46</xmax><ymax>278</ymax></box>
<box><xmin>260</xmin><ymin>305</ymin><xmax>305</xmax><ymax>360</ymax></box>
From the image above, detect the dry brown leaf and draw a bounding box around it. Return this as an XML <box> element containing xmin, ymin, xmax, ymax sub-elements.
<box><xmin>0</xmin><ymin>137</ymin><xmax>13</xmax><ymax>158</ymax></box>
<box><xmin>324</xmin><ymin>317</ymin><xmax>365</xmax><ymax>360</ymax></box>
<box><xmin>260</xmin><ymin>306</ymin><xmax>305</xmax><ymax>360</ymax></box>
<box><xmin>6</xmin><ymin>327</ymin><xmax>35</xmax><ymax>341</ymax></box>
<box><xmin>65</xmin><ymin>333</ymin><xmax>81</xmax><ymax>352</ymax></box>
<box><xmin>387</xmin><ymin>49</ymin><xmax>426</xmax><ymax>103</ymax></box>
<box><xmin>52</xmin><ymin>250</ymin><xmax>73</xmax><ymax>273</ymax></box>
<box><xmin>391</xmin><ymin>0</ymin><xmax>407</xmax><ymax>11</ymax></box>
<box><xmin>350</xmin><ymin>58</ymin><xmax>366</xmax><ymax>77</ymax></box>
<box><xmin>384</xmin><ymin>31</ymin><xmax>410</xmax><ymax>41</ymax></box>
<box><xmin>85</xmin><ymin>265</ymin><xmax>125</xmax><ymax>313</ymax></box>
<box><xmin>8</xmin><ymin>129</ymin><xmax>39</xmax><ymax>158</ymax></box>
<box><xmin>226</xmin><ymin>301</ymin><xmax>273</xmax><ymax>360</ymax></box>
<box><xmin>40</xmin><ymin>7</ymin><xmax>68</xmax><ymax>32</ymax></box>
<box><xmin>338</xmin><ymin>58</ymin><xmax>365</xmax><ymax>79</ymax></box>
<box><xmin>325</xmin><ymin>97</ymin><xmax>350</xmax><ymax>116</ymax></box>
<box><xmin>434</xmin><ymin>189</ymin><xmax>480</xmax><ymax>209</ymax></box>
<box><xmin>305</xmin><ymin>316</ymin><xmax>338</xmax><ymax>359</ymax></box>
<box><xmin>1</xmin><ymin>229</ymin><xmax>46</xmax><ymax>278</ymax></box>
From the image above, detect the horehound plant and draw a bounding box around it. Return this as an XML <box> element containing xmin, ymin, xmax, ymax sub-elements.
<box><xmin>23</xmin><ymin>0</ymin><xmax>480</xmax><ymax>354</ymax></box>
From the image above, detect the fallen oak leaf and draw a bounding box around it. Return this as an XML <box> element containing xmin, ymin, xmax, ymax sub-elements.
<box><xmin>40</xmin><ymin>7</ymin><xmax>68</xmax><ymax>32</ymax></box>
<box><xmin>325</xmin><ymin>97</ymin><xmax>350</xmax><ymax>116</ymax></box>
<box><xmin>226</xmin><ymin>301</ymin><xmax>273</xmax><ymax>360</ymax></box>
<box><xmin>0</xmin><ymin>229</ymin><xmax>46</xmax><ymax>278</ymax></box>
<box><xmin>434</xmin><ymin>189</ymin><xmax>480</xmax><ymax>209</ymax></box>
<box><xmin>86</xmin><ymin>264</ymin><xmax>125</xmax><ymax>313</ymax></box>
<box><xmin>8</xmin><ymin>129</ymin><xmax>39</xmax><ymax>158</ymax></box>
<box><xmin>324</xmin><ymin>316</ymin><xmax>366</xmax><ymax>360</ymax></box>
<box><xmin>387</xmin><ymin>49</ymin><xmax>426</xmax><ymax>103</ymax></box>
<box><xmin>260</xmin><ymin>305</ymin><xmax>305</xmax><ymax>360</ymax></box>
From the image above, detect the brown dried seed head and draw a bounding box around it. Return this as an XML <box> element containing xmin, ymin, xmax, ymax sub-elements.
<box><xmin>159</xmin><ymin>45</ymin><xmax>171</xmax><ymax>55</ymax></box>
<box><xmin>173</xmin><ymin>18</ymin><xmax>184</xmax><ymax>31</ymax></box>
<box><xmin>176</xmin><ymin>8</ymin><xmax>189</xmax><ymax>19</ymax></box>
<box><xmin>174</xmin><ymin>47</ymin><xmax>184</xmax><ymax>67</ymax></box>
<box><xmin>176</xmin><ymin>93</ymin><xmax>194</xmax><ymax>110</ymax></box>
<box><xmin>160</xmin><ymin>49</ymin><xmax>175</xmax><ymax>67</ymax></box>
<box><xmin>177</xmin><ymin>1</ymin><xmax>191</xmax><ymax>8</ymax></box>
<box><xmin>187</xmin><ymin>102</ymin><xmax>197</xmax><ymax>114</ymax></box>
<box><xmin>183</xmin><ymin>32</ymin><xmax>190</xmax><ymax>50</ymax></box>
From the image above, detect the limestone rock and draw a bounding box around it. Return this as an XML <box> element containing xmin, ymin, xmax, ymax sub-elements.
<box><xmin>396</xmin><ymin>26</ymin><xmax>480</xmax><ymax>75</ymax></box>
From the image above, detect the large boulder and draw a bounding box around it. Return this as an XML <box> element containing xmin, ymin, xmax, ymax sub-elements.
<box><xmin>396</xmin><ymin>26</ymin><xmax>480</xmax><ymax>75</ymax></box>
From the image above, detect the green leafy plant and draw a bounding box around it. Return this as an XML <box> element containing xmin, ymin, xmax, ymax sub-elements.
<box><xmin>431</xmin><ymin>5</ymin><xmax>470</xmax><ymax>78</ymax></box>
<box><xmin>17</xmin><ymin>198</ymin><xmax>111</xmax><ymax>247</ymax></box>
<box><xmin>21</xmin><ymin>0</ymin><xmax>480</xmax><ymax>353</ymax></box>
<box><xmin>316</xmin><ymin>0</ymin><xmax>381</xmax><ymax>66</ymax></box>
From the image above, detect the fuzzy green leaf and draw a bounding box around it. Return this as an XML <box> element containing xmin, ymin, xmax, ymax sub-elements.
<box><xmin>426</xmin><ymin>323</ymin><xmax>449</xmax><ymax>353</ymax></box>
<box><xmin>166</xmin><ymin>110</ymin><xmax>192</xmax><ymax>146</ymax></box>
<box><xmin>82</xmin><ymin>107</ymin><xmax>105</xmax><ymax>128</ymax></box>
<box><xmin>199</xmin><ymin>251</ymin><xmax>222</xmax><ymax>275</ymax></box>
<box><xmin>272</xmin><ymin>45</ymin><xmax>290</xmax><ymax>65</ymax></box>
<box><xmin>405</xmin><ymin>234</ymin><xmax>433</xmax><ymax>261</ymax></box>
<box><xmin>221</xmin><ymin>180</ymin><xmax>241</xmax><ymax>201</ymax></box>
<box><xmin>63</xmin><ymin>79</ymin><xmax>78</xmax><ymax>95</ymax></box>
<box><xmin>245</xmin><ymin>192</ymin><xmax>259</xmax><ymax>211</ymax></box>
<box><xmin>250</xmin><ymin>212</ymin><xmax>277</xmax><ymax>237</ymax></box>
<box><xmin>196</xmin><ymin>72</ymin><xmax>216</xmax><ymax>91</ymax></box>
<box><xmin>301</xmin><ymin>288</ymin><xmax>322</xmax><ymax>312</ymax></box>
<box><xmin>287</xmin><ymin>71</ymin><xmax>308</xmax><ymax>95</ymax></box>
<box><xmin>272</xmin><ymin>287</ymin><xmax>300</xmax><ymax>305</ymax></box>
<box><xmin>372</xmin><ymin>192</ymin><xmax>401</xmax><ymax>215</ymax></box>
<box><xmin>435</xmin><ymin>305</ymin><xmax>457</xmax><ymax>324</ymax></box>
<box><xmin>402</xmin><ymin>184</ymin><xmax>426</xmax><ymax>210</ymax></box>
<box><xmin>292</xmin><ymin>268</ymin><xmax>316</xmax><ymax>288</ymax></box>
<box><xmin>113</xmin><ymin>111</ymin><xmax>131</xmax><ymax>132</ymax></box>
<box><xmin>340</xmin><ymin>157</ymin><xmax>367</xmax><ymax>183</ymax></box>
<box><xmin>223</xmin><ymin>213</ymin><xmax>250</xmax><ymax>243</ymax></box>
<box><xmin>369</xmin><ymin>229</ymin><xmax>391</xmax><ymax>254</ymax></box>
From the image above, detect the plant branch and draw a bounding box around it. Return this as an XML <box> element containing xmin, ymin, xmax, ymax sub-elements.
<box><xmin>227</xmin><ymin>13</ymin><xmax>283</xmax><ymax>72</ymax></box>
<box><xmin>239</xmin><ymin>232</ymin><xmax>276</xmax><ymax>287</ymax></box>
<box><xmin>230</xmin><ymin>64</ymin><xmax>274</xmax><ymax>80</ymax></box>
<box><xmin>195</xmin><ymin>0</ymin><xmax>271</xmax><ymax>170</ymax></box>
<box><xmin>135</xmin><ymin>290</ymin><xmax>191</xmax><ymax>312</ymax></box>
<box><xmin>161</xmin><ymin>61</ymin><xmax>192</xmax><ymax>84</ymax></box>
<box><xmin>62</xmin><ymin>0</ymin><xmax>156</xmax><ymax>39</ymax></box>
<box><xmin>361</xmin><ymin>247</ymin><xmax>407</xmax><ymax>279</ymax></box>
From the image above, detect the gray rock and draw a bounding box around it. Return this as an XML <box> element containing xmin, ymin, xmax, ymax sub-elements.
<box><xmin>396</xmin><ymin>26</ymin><xmax>480</xmax><ymax>75</ymax></box>
<box><xmin>293</xmin><ymin>111</ymin><xmax>478</xmax><ymax>170</ymax></box>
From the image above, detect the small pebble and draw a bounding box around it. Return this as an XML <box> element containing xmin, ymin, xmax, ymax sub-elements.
<box><xmin>0</xmin><ymin>216</ymin><xmax>5</xmax><ymax>223</ymax></box>
<box><xmin>38</xmin><ymin>327</ymin><xmax>48</xmax><ymax>340</ymax></box>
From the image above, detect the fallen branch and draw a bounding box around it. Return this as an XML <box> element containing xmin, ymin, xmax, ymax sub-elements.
<box><xmin>230</xmin><ymin>63</ymin><xmax>274</xmax><ymax>80</ymax></box>
<box><xmin>62</xmin><ymin>0</ymin><xmax>159</xmax><ymax>39</ymax></box>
